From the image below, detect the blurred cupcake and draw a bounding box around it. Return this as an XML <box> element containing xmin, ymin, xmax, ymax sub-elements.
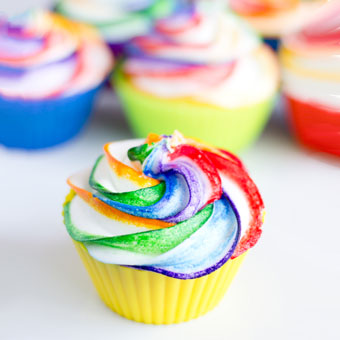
<box><xmin>55</xmin><ymin>0</ymin><xmax>176</xmax><ymax>56</ymax></box>
<box><xmin>0</xmin><ymin>10</ymin><xmax>113</xmax><ymax>149</ymax></box>
<box><xmin>114</xmin><ymin>1</ymin><xmax>278</xmax><ymax>152</ymax></box>
<box><xmin>280</xmin><ymin>1</ymin><xmax>340</xmax><ymax>157</ymax></box>
<box><xmin>63</xmin><ymin>131</ymin><xmax>265</xmax><ymax>323</ymax></box>
<box><xmin>228</xmin><ymin>0</ymin><xmax>325</xmax><ymax>50</ymax></box>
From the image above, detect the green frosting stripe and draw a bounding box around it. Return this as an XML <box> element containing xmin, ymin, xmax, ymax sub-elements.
<box><xmin>56</xmin><ymin>0</ymin><xmax>174</xmax><ymax>28</ymax></box>
<box><xmin>64</xmin><ymin>195</ymin><xmax>213</xmax><ymax>255</ymax></box>
<box><xmin>89</xmin><ymin>154</ymin><xmax>166</xmax><ymax>207</ymax></box>
<box><xmin>127</xmin><ymin>143</ymin><xmax>154</xmax><ymax>163</ymax></box>
<box><xmin>86</xmin><ymin>204</ymin><xmax>213</xmax><ymax>255</ymax></box>
<box><xmin>99</xmin><ymin>183</ymin><xmax>165</xmax><ymax>207</ymax></box>
<box><xmin>64</xmin><ymin>201</ymin><xmax>104</xmax><ymax>242</ymax></box>
<box><xmin>89</xmin><ymin>155</ymin><xmax>106</xmax><ymax>193</ymax></box>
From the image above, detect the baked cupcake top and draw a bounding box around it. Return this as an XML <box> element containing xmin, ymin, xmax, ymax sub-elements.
<box><xmin>121</xmin><ymin>1</ymin><xmax>278</xmax><ymax>108</ymax></box>
<box><xmin>56</xmin><ymin>0</ymin><xmax>175</xmax><ymax>45</ymax></box>
<box><xmin>280</xmin><ymin>0</ymin><xmax>340</xmax><ymax>109</ymax></box>
<box><xmin>0</xmin><ymin>9</ymin><xmax>113</xmax><ymax>99</ymax></box>
<box><xmin>64</xmin><ymin>131</ymin><xmax>264</xmax><ymax>279</ymax></box>
<box><xmin>228</xmin><ymin>0</ymin><xmax>325</xmax><ymax>37</ymax></box>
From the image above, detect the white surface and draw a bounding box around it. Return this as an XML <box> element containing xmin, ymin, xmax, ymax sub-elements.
<box><xmin>1</xmin><ymin>2</ymin><xmax>340</xmax><ymax>340</ymax></box>
<box><xmin>1</xmin><ymin>90</ymin><xmax>340</xmax><ymax>340</ymax></box>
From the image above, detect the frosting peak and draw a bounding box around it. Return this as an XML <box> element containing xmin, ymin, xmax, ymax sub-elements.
<box><xmin>64</xmin><ymin>133</ymin><xmax>264</xmax><ymax>279</ymax></box>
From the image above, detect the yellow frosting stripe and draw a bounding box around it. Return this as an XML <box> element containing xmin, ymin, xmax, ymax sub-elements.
<box><xmin>281</xmin><ymin>47</ymin><xmax>340</xmax><ymax>81</ymax></box>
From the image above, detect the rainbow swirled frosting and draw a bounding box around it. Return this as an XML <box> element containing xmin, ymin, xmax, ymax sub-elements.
<box><xmin>228</xmin><ymin>0</ymin><xmax>325</xmax><ymax>37</ymax></box>
<box><xmin>281</xmin><ymin>0</ymin><xmax>340</xmax><ymax>110</ymax></box>
<box><xmin>64</xmin><ymin>132</ymin><xmax>264</xmax><ymax>279</ymax></box>
<box><xmin>121</xmin><ymin>1</ymin><xmax>278</xmax><ymax>108</ymax></box>
<box><xmin>56</xmin><ymin>0</ymin><xmax>174</xmax><ymax>48</ymax></box>
<box><xmin>0</xmin><ymin>10</ymin><xmax>113</xmax><ymax>99</ymax></box>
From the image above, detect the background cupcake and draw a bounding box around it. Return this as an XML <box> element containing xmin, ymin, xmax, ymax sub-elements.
<box><xmin>0</xmin><ymin>9</ymin><xmax>113</xmax><ymax>149</ymax></box>
<box><xmin>280</xmin><ymin>0</ymin><xmax>340</xmax><ymax>157</ymax></box>
<box><xmin>228</xmin><ymin>0</ymin><xmax>325</xmax><ymax>51</ymax></box>
<box><xmin>63</xmin><ymin>132</ymin><xmax>265</xmax><ymax>324</ymax></box>
<box><xmin>55</xmin><ymin>0</ymin><xmax>177</xmax><ymax>56</ymax></box>
<box><xmin>114</xmin><ymin>1</ymin><xmax>279</xmax><ymax>153</ymax></box>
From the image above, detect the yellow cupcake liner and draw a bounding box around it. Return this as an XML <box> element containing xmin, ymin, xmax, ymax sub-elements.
<box><xmin>73</xmin><ymin>241</ymin><xmax>246</xmax><ymax>324</ymax></box>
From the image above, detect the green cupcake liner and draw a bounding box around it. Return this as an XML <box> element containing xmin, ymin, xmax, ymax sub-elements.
<box><xmin>114</xmin><ymin>70</ymin><xmax>275</xmax><ymax>153</ymax></box>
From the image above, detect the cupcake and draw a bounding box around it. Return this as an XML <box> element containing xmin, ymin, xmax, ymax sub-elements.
<box><xmin>0</xmin><ymin>10</ymin><xmax>113</xmax><ymax>149</ymax></box>
<box><xmin>228</xmin><ymin>0</ymin><xmax>325</xmax><ymax>51</ymax></box>
<box><xmin>114</xmin><ymin>2</ymin><xmax>279</xmax><ymax>153</ymax></box>
<box><xmin>63</xmin><ymin>131</ymin><xmax>265</xmax><ymax>324</ymax></box>
<box><xmin>280</xmin><ymin>1</ymin><xmax>340</xmax><ymax>157</ymax></box>
<box><xmin>55</xmin><ymin>0</ymin><xmax>176</xmax><ymax>56</ymax></box>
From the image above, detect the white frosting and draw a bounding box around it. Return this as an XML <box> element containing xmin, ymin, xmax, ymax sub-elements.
<box><xmin>70</xmin><ymin>194</ymin><xmax>149</xmax><ymax>237</ymax></box>
<box><xmin>57</xmin><ymin>0</ymin><xmax>157</xmax><ymax>42</ymax></box>
<box><xmin>126</xmin><ymin>8</ymin><xmax>278</xmax><ymax>108</ymax></box>
<box><xmin>0</xmin><ymin>10</ymin><xmax>113</xmax><ymax>99</ymax></box>
<box><xmin>58</xmin><ymin>0</ymin><xmax>132</xmax><ymax>22</ymax></box>
<box><xmin>0</xmin><ymin>58</ymin><xmax>76</xmax><ymax>98</ymax></box>
<box><xmin>58</xmin><ymin>0</ymin><xmax>153</xmax><ymax>22</ymax></box>
<box><xmin>233</xmin><ymin>1</ymin><xmax>325</xmax><ymax>37</ymax></box>
<box><xmin>63</xmin><ymin>40</ymin><xmax>114</xmax><ymax>96</ymax></box>
<box><xmin>153</xmin><ymin>12</ymin><xmax>260</xmax><ymax>63</ymax></box>
<box><xmin>107</xmin><ymin>139</ymin><xmax>144</xmax><ymax>169</ymax></box>
<box><xmin>93</xmin><ymin>152</ymin><xmax>141</xmax><ymax>193</ymax></box>
<box><xmin>280</xmin><ymin>1</ymin><xmax>340</xmax><ymax>109</ymax></box>
<box><xmin>282</xmin><ymin>67</ymin><xmax>340</xmax><ymax>108</ymax></box>
<box><xmin>132</xmin><ymin>45</ymin><xmax>278</xmax><ymax>108</ymax></box>
<box><xmin>98</xmin><ymin>16</ymin><xmax>150</xmax><ymax>42</ymax></box>
<box><xmin>220</xmin><ymin>174</ymin><xmax>250</xmax><ymax>241</ymax></box>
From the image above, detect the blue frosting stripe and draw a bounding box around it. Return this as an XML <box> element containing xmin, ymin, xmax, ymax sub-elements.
<box><xmin>94</xmin><ymin>169</ymin><xmax>189</xmax><ymax>220</ymax></box>
<box><xmin>129</xmin><ymin>195</ymin><xmax>240</xmax><ymax>279</ymax></box>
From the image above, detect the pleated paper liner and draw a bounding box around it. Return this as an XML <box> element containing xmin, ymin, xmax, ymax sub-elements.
<box><xmin>284</xmin><ymin>94</ymin><xmax>340</xmax><ymax>157</ymax></box>
<box><xmin>73</xmin><ymin>241</ymin><xmax>246</xmax><ymax>324</ymax></box>
<box><xmin>113</xmin><ymin>67</ymin><xmax>275</xmax><ymax>153</ymax></box>
<box><xmin>0</xmin><ymin>85</ymin><xmax>101</xmax><ymax>149</ymax></box>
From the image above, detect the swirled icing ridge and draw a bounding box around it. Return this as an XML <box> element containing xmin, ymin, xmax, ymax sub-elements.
<box><xmin>0</xmin><ymin>10</ymin><xmax>113</xmax><ymax>99</ymax></box>
<box><xmin>64</xmin><ymin>132</ymin><xmax>264</xmax><ymax>279</ymax></box>
<box><xmin>281</xmin><ymin>0</ymin><xmax>340</xmax><ymax>109</ymax></box>
<box><xmin>121</xmin><ymin>2</ymin><xmax>278</xmax><ymax>108</ymax></box>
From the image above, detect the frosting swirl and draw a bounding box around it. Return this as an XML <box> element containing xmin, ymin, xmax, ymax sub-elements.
<box><xmin>121</xmin><ymin>2</ymin><xmax>278</xmax><ymax>108</ymax></box>
<box><xmin>228</xmin><ymin>0</ymin><xmax>325</xmax><ymax>37</ymax></box>
<box><xmin>280</xmin><ymin>0</ymin><xmax>340</xmax><ymax>109</ymax></box>
<box><xmin>64</xmin><ymin>132</ymin><xmax>264</xmax><ymax>279</ymax></box>
<box><xmin>0</xmin><ymin>10</ymin><xmax>113</xmax><ymax>99</ymax></box>
<box><xmin>56</xmin><ymin>0</ymin><xmax>174</xmax><ymax>45</ymax></box>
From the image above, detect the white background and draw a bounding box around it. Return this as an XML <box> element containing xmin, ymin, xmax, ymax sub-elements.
<box><xmin>1</xmin><ymin>2</ymin><xmax>340</xmax><ymax>340</ymax></box>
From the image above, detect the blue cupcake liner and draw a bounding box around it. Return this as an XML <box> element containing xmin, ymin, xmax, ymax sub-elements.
<box><xmin>0</xmin><ymin>85</ymin><xmax>102</xmax><ymax>149</ymax></box>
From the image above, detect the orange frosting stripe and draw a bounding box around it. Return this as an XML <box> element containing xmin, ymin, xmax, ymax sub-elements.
<box><xmin>145</xmin><ymin>133</ymin><xmax>162</xmax><ymax>145</ymax></box>
<box><xmin>67</xmin><ymin>178</ymin><xmax>174</xmax><ymax>230</ymax></box>
<box><xmin>103</xmin><ymin>142</ymin><xmax>159</xmax><ymax>188</ymax></box>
